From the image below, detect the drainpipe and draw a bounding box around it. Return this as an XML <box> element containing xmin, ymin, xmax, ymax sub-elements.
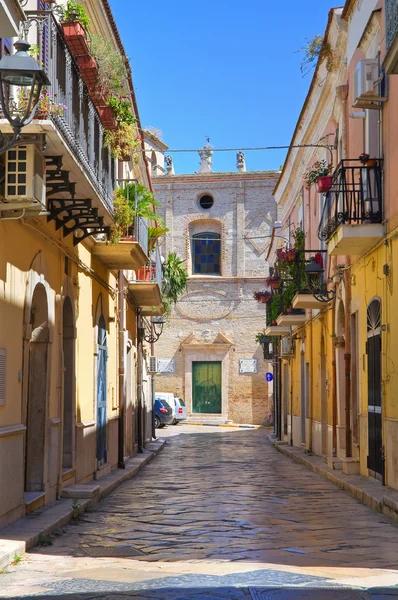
<box><xmin>118</xmin><ymin>271</ymin><xmax>126</xmax><ymax>468</ymax></box>
<box><xmin>151</xmin><ymin>323</ymin><xmax>156</xmax><ymax>440</ymax></box>
<box><xmin>344</xmin><ymin>270</ymin><xmax>352</xmax><ymax>457</ymax></box>
<box><xmin>137</xmin><ymin>308</ymin><xmax>144</xmax><ymax>453</ymax></box>
<box><xmin>290</xmin><ymin>356</ymin><xmax>293</xmax><ymax>446</ymax></box>
<box><xmin>332</xmin><ymin>357</ymin><xmax>337</xmax><ymax>457</ymax></box>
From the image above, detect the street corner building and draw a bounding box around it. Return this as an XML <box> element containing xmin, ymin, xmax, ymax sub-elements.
<box><xmin>0</xmin><ymin>0</ymin><xmax>163</xmax><ymax>527</ymax></box>
<box><xmin>145</xmin><ymin>136</ymin><xmax>279</xmax><ymax>425</ymax></box>
<box><xmin>268</xmin><ymin>0</ymin><xmax>398</xmax><ymax>491</ymax></box>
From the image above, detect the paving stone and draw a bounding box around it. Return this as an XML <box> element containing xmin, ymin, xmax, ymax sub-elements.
<box><xmin>0</xmin><ymin>426</ymin><xmax>398</xmax><ymax>599</ymax></box>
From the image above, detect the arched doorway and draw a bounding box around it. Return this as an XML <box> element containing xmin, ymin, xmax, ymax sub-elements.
<box><xmin>25</xmin><ymin>283</ymin><xmax>49</xmax><ymax>492</ymax></box>
<box><xmin>321</xmin><ymin>335</ymin><xmax>327</xmax><ymax>455</ymax></box>
<box><xmin>366</xmin><ymin>298</ymin><xmax>382</xmax><ymax>477</ymax></box>
<box><xmin>62</xmin><ymin>297</ymin><xmax>75</xmax><ymax>470</ymax></box>
<box><xmin>96</xmin><ymin>315</ymin><xmax>108</xmax><ymax>466</ymax></box>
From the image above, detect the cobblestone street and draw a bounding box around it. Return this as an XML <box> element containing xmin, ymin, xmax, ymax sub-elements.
<box><xmin>1</xmin><ymin>426</ymin><xmax>398</xmax><ymax>599</ymax></box>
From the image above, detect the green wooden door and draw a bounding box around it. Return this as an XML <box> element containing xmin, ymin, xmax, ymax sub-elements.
<box><xmin>192</xmin><ymin>361</ymin><xmax>222</xmax><ymax>414</ymax></box>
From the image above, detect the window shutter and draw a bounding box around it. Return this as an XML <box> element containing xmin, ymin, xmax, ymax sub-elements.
<box><xmin>0</xmin><ymin>348</ymin><xmax>6</xmax><ymax>406</ymax></box>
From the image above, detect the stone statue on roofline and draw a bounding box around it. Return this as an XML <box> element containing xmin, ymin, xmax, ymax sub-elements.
<box><xmin>197</xmin><ymin>138</ymin><xmax>214</xmax><ymax>174</ymax></box>
<box><xmin>237</xmin><ymin>151</ymin><xmax>246</xmax><ymax>172</ymax></box>
<box><xmin>164</xmin><ymin>154</ymin><xmax>174</xmax><ymax>175</ymax></box>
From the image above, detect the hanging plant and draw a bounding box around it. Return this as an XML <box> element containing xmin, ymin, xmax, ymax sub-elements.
<box><xmin>265</xmin><ymin>274</ymin><xmax>280</xmax><ymax>290</ymax></box>
<box><xmin>253</xmin><ymin>290</ymin><xmax>271</xmax><ymax>304</ymax></box>
<box><xmin>104</xmin><ymin>122</ymin><xmax>140</xmax><ymax>161</ymax></box>
<box><xmin>148</xmin><ymin>226</ymin><xmax>169</xmax><ymax>251</ymax></box>
<box><xmin>162</xmin><ymin>252</ymin><xmax>188</xmax><ymax>304</ymax></box>
<box><xmin>107</xmin><ymin>96</ymin><xmax>136</xmax><ymax>125</ymax></box>
<box><xmin>255</xmin><ymin>331</ymin><xmax>267</xmax><ymax>344</ymax></box>
<box><xmin>269</xmin><ymin>293</ymin><xmax>282</xmax><ymax>324</ymax></box>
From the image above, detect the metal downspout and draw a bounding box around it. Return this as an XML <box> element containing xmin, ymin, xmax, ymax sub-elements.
<box><xmin>118</xmin><ymin>270</ymin><xmax>126</xmax><ymax>468</ymax></box>
<box><xmin>344</xmin><ymin>270</ymin><xmax>352</xmax><ymax>457</ymax></box>
<box><xmin>151</xmin><ymin>322</ymin><xmax>156</xmax><ymax>440</ymax></box>
<box><xmin>137</xmin><ymin>308</ymin><xmax>144</xmax><ymax>453</ymax></box>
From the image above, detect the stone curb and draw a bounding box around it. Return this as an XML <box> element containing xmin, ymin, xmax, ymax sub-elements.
<box><xmin>270</xmin><ymin>436</ymin><xmax>398</xmax><ymax>524</ymax></box>
<box><xmin>185</xmin><ymin>422</ymin><xmax>271</xmax><ymax>429</ymax></box>
<box><xmin>0</xmin><ymin>439</ymin><xmax>166</xmax><ymax>570</ymax></box>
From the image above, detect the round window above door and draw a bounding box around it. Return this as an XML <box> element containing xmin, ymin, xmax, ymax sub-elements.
<box><xmin>198</xmin><ymin>194</ymin><xmax>214</xmax><ymax>209</ymax></box>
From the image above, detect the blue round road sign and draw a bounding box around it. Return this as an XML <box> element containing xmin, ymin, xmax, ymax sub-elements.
<box><xmin>265</xmin><ymin>372</ymin><xmax>273</xmax><ymax>382</ymax></box>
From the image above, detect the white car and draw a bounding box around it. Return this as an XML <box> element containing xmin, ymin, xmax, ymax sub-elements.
<box><xmin>156</xmin><ymin>392</ymin><xmax>187</xmax><ymax>424</ymax></box>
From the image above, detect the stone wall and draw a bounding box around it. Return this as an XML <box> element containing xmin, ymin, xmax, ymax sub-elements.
<box><xmin>152</xmin><ymin>171</ymin><xmax>278</xmax><ymax>424</ymax></box>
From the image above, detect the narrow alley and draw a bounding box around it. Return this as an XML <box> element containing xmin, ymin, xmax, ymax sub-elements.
<box><xmin>1</xmin><ymin>426</ymin><xmax>398</xmax><ymax>599</ymax></box>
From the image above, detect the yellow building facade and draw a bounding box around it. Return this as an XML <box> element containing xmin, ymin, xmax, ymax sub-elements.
<box><xmin>0</xmin><ymin>0</ymin><xmax>162</xmax><ymax>527</ymax></box>
<box><xmin>270</xmin><ymin>0</ymin><xmax>398</xmax><ymax>492</ymax></box>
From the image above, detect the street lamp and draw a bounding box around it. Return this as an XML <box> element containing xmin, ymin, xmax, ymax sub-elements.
<box><xmin>305</xmin><ymin>256</ymin><xmax>336</xmax><ymax>303</ymax></box>
<box><xmin>143</xmin><ymin>316</ymin><xmax>166</xmax><ymax>344</ymax></box>
<box><xmin>0</xmin><ymin>39</ymin><xmax>51</xmax><ymax>155</ymax></box>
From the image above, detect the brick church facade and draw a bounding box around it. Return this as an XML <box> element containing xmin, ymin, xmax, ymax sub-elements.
<box><xmin>147</xmin><ymin>138</ymin><xmax>278</xmax><ymax>424</ymax></box>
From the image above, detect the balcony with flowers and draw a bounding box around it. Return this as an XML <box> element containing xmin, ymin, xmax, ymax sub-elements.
<box><xmin>317</xmin><ymin>157</ymin><xmax>383</xmax><ymax>256</ymax></box>
<box><xmin>253</xmin><ymin>228</ymin><xmax>307</xmax><ymax>336</ymax></box>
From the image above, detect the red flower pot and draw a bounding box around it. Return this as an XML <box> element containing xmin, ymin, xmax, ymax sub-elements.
<box><xmin>98</xmin><ymin>106</ymin><xmax>116</xmax><ymax>129</ymax></box>
<box><xmin>136</xmin><ymin>266</ymin><xmax>155</xmax><ymax>281</ymax></box>
<box><xmin>89</xmin><ymin>87</ymin><xmax>108</xmax><ymax>107</ymax></box>
<box><xmin>77</xmin><ymin>55</ymin><xmax>98</xmax><ymax>88</ymax></box>
<box><xmin>317</xmin><ymin>175</ymin><xmax>333</xmax><ymax>193</ymax></box>
<box><xmin>287</xmin><ymin>249</ymin><xmax>297</xmax><ymax>262</ymax></box>
<box><xmin>270</xmin><ymin>280</ymin><xmax>280</xmax><ymax>290</ymax></box>
<box><xmin>61</xmin><ymin>22</ymin><xmax>89</xmax><ymax>56</ymax></box>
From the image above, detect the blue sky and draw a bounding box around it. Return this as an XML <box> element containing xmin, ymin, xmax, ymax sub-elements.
<box><xmin>109</xmin><ymin>0</ymin><xmax>337</xmax><ymax>174</ymax></box>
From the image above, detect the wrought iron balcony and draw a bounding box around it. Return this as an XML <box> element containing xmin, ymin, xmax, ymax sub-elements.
<box><xmin>318</xmin><ymin>159</ymin><xmax>383</xmax><ymax>248</ymax></box>
<box><xmin>128</xmin><ymin>243</ymin><xmax>164</xmax><ymax>316</ymax></box>
<box><xmin>16</xmin><ymin>10</ymin><xmax>116</xmax><ymax>214</ymax></box>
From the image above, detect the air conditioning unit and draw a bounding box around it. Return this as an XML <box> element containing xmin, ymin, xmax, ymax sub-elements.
<box><xmin>281</xmin><ymin>337</ymin><xmax>294</xmax><ymax>357</ymax></box>
<box><xmin>353</xmin><ymin>59</ymin><xmax>387</xmax><ymax>108</ymax></box>
<box><xmin>2</xmin><ymin>145</ymin><xmax>46</xmax><ymax>215</ymax></box>
<box><xmin>148</xmin><ymin>356</ymin><xmax>158</xmax><ymax>373</ymax></box>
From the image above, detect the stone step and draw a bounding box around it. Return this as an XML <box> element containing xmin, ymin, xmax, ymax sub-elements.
<box><xmin>61</xmin><ymin>484</ymin><xmax>100</xmax><ymax>499</ymax></box>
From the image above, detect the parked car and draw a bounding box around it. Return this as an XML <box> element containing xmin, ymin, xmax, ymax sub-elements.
<box><xmin>156</xmin><ymin>392</ymin><xmax>187</xmax><ymax>425</ymax></box>
<box><xmin>173</xmin><ymin>397</ymin><xmax>187</xmax><ymax>424</ymax></box>
<box><xmin>154</xmin><ymin>398</ymin><xmax>173</xmax><ymax>428</ymax></box>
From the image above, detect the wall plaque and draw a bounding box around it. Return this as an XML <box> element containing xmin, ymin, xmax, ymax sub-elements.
<box><xmin>239</xmin><ymin>358</ymin><xmax>258</xmax><ymax>374</ymax></box>
<box><xmin>157</xmin><ymin>358</ymin><xmax>175</xmax><ymax>374</ymax></box>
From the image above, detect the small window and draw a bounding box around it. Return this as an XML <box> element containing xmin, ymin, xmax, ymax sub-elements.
<box><xmin>199</xmin><ymin>194</ymin><xmax>214</xmax><ymax>209</ymax></box>
<box><xmin>192</xmin><ymin>232</ymin><xmax>221</xmax><ymax>275</ymax></box>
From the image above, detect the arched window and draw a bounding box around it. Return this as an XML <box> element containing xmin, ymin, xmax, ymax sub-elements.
<box><xmin>192</xmin><ymin>232</ymin><xmax>221</xmax><ymax>275</ymax></box>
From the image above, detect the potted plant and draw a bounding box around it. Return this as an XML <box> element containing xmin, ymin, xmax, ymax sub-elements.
<box><xmin>265</xmin><ymin>274</ymin><xmax>280</xmax><ymax>290</ymax></box>
<box><xmin>148</xmin><ymin>226</ymin><xmax>169</xmax><ymax>251</ymax></box>
<box><xmin>104</xmin><ymin>122</ymin><xmax>140</xmax><ymax>161</ymax></box>
<box><xmin>304</xmin><ymin>159</ymin><xmax>333</xmax><ymax>193</ymax></box>
<box><xmin>253</xmin><ymin>290</ymin><xmax>271</xmax><ymax>304</ymax></box>
<box><xmin>359</xmin><ymin>153</ymin><xmax>377</xmax><ymax>167</ymax></box>
<box><xmin>162</xmin><ymin>252</ymin><xmax>188</xmax><ymax>304</ymax></box>
<box><xmin>61</xmin><ymin>1</ymin><xmax>90</xmax><ymax>56</ymax></box>
<box><xmin>110</xmin><ymin>183</ymin><xmax>166</xmax><ymax>246</ymax></box>
<box><xmin>269</xmin><ymin>293</ymin><xmax>282</xmax><ymax>324</ymax></box>
<box><xmin>17</xmin><ymin>88</ymin><xmax>67</xmax><ymax>119</ymax></box>
<box><xmin>255</xmin><ymin>332</ymin><xmax>266</xmax><ymax>344</ymax></box>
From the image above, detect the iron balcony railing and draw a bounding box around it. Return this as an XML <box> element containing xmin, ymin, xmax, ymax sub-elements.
<box><xmin>318</xmin><ymin>159</ymin><xmax>383</xmax><ymax>243</ymax></box>
<box><xmin>136</xmin><ymin>243</ymin><xmax>163</xmax><ymax>289</ymax></box>
<box><xmin>21</xmin><ymin>11</ymin><xmax>115</xmax><ymax>213</ymax></box>
<box><xmin>386</xmin><ymin>0</ymin><xmax>398</xmax><ymax>52</ymax></box>
<box><xmin>134</xmin><ymin>216</ymin><xmax>149</xmax><ymax>258</ymax></box>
